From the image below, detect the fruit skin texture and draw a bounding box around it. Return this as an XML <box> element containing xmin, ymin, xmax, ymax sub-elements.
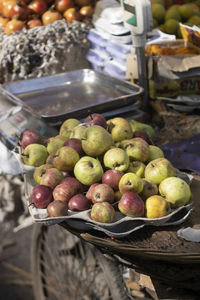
<box><xmin>145</xmin><ymin>195</ymin><xmax>171</xmax><ymax>218</ymax></box>
<box><xmin>47</xmin><ymin>135</ymin><xmax>67</xmax><ymax>154</ymax></box>
<box><xmin>82</xmin><ymin>125</ymin><xmax>113</xmax><ymax>157</ymax></box>
<box><xmin>129</xmin><ymin>120</ymin><xmax>155</xmax><ymax>140</ymax></box>
<box><xmin>84</xmin><ymin>113</ymin><xmax>107</xmax><ymax>128</ymax></box>
<box><xmin>126</xmin><ymin>161</ymin><xmax>146</xmax><ymax>178</ymax></box>
<box><xmin>148</xmin><ymin>145</ymin><xmax>164</xmax><ymax>162</ymax></box>
<box><xmin>107</xmin><ymin>117</ymin><xmax>132</xmax><ymax>142</ymax></box>
<box><xmin>144</xmin><ymin>158</ymin><xmax>176</xmax><ymax>185</ymax></box>
<box><xmin>59</xmin><ymin>118</ymin><xmax>80</xmax><ymax>138</ymax></box>
<box><xmin>20</xmin><ymin>129</ymin><xmax>44</xmax><ymax>149</ymax></box>
<box><xmin>74</xmin><ymin>156</ymin><xmax>103</xmax><ymax>186</ymax></box>
<box><xmin>119</xmin><ymin>173</ymin><xmax>144</xmax><ymax>194</ymax></box>
<box><xmin>140</xmin><ymin>179</ymin><xmax>158</xmax><ymax>201</ymax></box>
<box><xmin>47</xmin><ymin>200</ymin><xmax>68</xmax><ymax>217</ymax></box>
<box><xmin>30</xmin><ymin>185</ymin><xmax>53</xmax><ymax>209</ymax></box>
<box><xmin>118</xmin><ymin>192</ymin><xmax>144</xmax><ymax>217</ymax></box>
<box><xmin>119</xmin><ymin>137</ymin><xmax>150</xmax><ymax>163</ymax></box>
<box><xmin>53</xmin><ymin>183</ymin><xmax>77</xmax><ymax>203</ymax></box>
<box><xmin>68</xmin><ymin>194</ymin><xmax>91</xmax><ymax>211</ymax></box>
<box><xmin>34</xmin><ymin>164</ymin><xmax>63</xmax><ymax>189</ymax></box>
<box><xmin>103</xmin><ymin>148</ymin><xmax>130</xmax><ymax>172</ymax></box>
<box><xmin>86</xmin><ymin>183</ymin><xmax>99</xmax><ymax>199</ymax></box>
<box><xmin>90</xmin><ymin>202</ymin><xmax>115</xmax><ymax>223</ymax></box>
<box><xmin>102</xmin><ymin>169</ymin><xmax>124</xmax><ymax>190</ymax></box>
<box><xmin>159</xmin><ymin>177</ymin><xmax>191</xmax><ymax>208</ymax></box>
<box><xmin>91</xmin><ymin>183</ymin><xmax>115</xmax><ymax>204</ymax></box>
<box><xmin>22</xmin><ymin>143</ymin><xmax>48</xmax><ymax>167</ymax></box>
<box><xmin>53</xmin><ymin>146</ymin><xmax>80</xmax><ymax>172</ymax></box>
<box><xmin>60</xmin><ymin>176</ymin><xmax>83</xmax><ymax>193</ymax></box>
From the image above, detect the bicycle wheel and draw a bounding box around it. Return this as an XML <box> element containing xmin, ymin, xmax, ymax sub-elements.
<box><xmin>31</xmin><ymin>223</ymin><xmax>133</xmax><ymax>300</ymax></box>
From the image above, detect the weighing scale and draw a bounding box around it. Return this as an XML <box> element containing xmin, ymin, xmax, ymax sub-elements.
<box><xmin>121</xmin><ymin>0</ymin><xmax>153</xmax><ymax>109</ymax></box>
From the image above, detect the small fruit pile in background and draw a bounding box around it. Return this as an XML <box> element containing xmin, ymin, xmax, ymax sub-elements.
<box><xmin>20</xmin><ymin>113</ymin><xmax>192</xmax><ymax>224</ymax></box>
<box><xmin>151</xmin><ymin>0</ymin><xmax>200</xmax><ymax>38</ymax></box>
<box><xmin>0</xmin><ymin>0</ymin><xmax>95</xmax><ymax>35</ymax></box>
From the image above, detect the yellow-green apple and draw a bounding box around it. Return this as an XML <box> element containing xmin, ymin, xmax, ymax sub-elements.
<box><xmin>139</xmin><ymin>179</ymin><xmax>158</xmax><ymax>201</ymax></box>
<box><xmin>127</xmin><ymin>161</ymin><xmax>146</xmax><ymax>177</ymax></box>
<box><xmin>70</xmin><ymin>124</ymin><xmax>87</xmax><ymax>139</ymax></box>
<box><xmin>144</xmin><ymin>158</ymin><xmax>176</xmax><ymax>184</ymax></box>
<box><xmin>46</xmin><ymin>153</ymin><xmax>56</xmax><ymax>164</ymax></box>
<box><xmin>60</xmin><ymin>176</ymin><xmax>83</xmax><ymax>193</ymax></box>
<box><xmin>145</xmin><ymin>195</ymin><xmax>171</xmax><ymax>218</ymax></box>
<box><xmin>102</xmin><ymin>169</ymin><xmax>124</xmax><ymax>190</ymax></box>
<box><xmin>82</xmin><ymin>125</ymin><xmax>112</xmax><ymax>157</ymax></box>
<box><xmin>132</xmin><ymin>130</ymin><xmax>151</xmax><ymax>144</ymax></box>
<box><xmin>90</xmin><ymin>202</ymin><xmax>115</xmax><ymax>223</ymax></box>
<box><xmin>103</xmin><ymin>148</ymin><xmax>129</xmax><ymax>172</ymax></box>
<box><xmin>74</xmin><ymin>156</ymin><xmax>103</xmax><ymax>186</ymax></box>
<box><xmin>84</xmin><ymin>113</ymin><xmax>107</xmax><ymax>128</ymax></box>
<box><xmin>47</xmin><ymin>135</ymin><xmax>67</xmax><ymax>154</ymax></box>
<box><xmin>33</xmin><ymin>163</ymin><xmax>53</xmax><ymax>183</ymax></box>
<box><xmin>53</xmin><ymin>146</ymin><xmax>80</xmax><ymax>172</ymax></box>
<box><xmin>20</xmin><ymin>129</ymin><xmax>45</xmax><ymax>149</ymax></box>
<box><xmin>107</xmin><ymin>117</ymin><xmax>132</xmax><ymax>142</ymax></box>
<box><xmin>147</xmin><ymin>145</ymin><xmax>164</xmax><ymax>162</ymax></box>
<box><xmin>33</xmin><ymin>164</ymin><xmax>63</xmax><ymax>188</ymax></box>
<box><xmin>129</xmin><ymin>120</ymin><xmax>155</xmax><ymax>140</ymax></box>
<box><xmin>114</xmin><ymin>190</ymin><xmax>122</xmax><ymax>202</ymax></box>
<box><xmin>68</xmin><ymin>194</ymin><xmax>91</xmax><ymax>211</ymax></box>
<box><xmin>47</xmin><ymin>200</ymin><xmax>68</xmax><ymax>217</ymax></box>
<box><xmin>53</xmin><ymin>183</ymin><xmax>77</xmax><ymax>203</ymax></box>
<box><xmin>119</xmin><ymin>172</ymin><xmax>144</xmax><ymax>194</ymax></box>
<box><xmin>91</xmin><ymin>183</ymin><xmax>115</xmax><ymax>204</ymax></box>
<box><xmin>59</xmin><ymin>118</ymin><xmax>80</xmax><ymax>137</ymax></box>
<box><xmin>86</xmin><ymin>183</ymin><xmax>99</xmax><ymax>200</ymax></box>
<box><xmin>30</xmin><ymin>185</ymin><xmax>53</xmax><ymax>208</ymax></box>
<box><xmin>22</xmin><ymin>143</ymin><xmax>48</xmax><ymax>167</ymax></box>
<box><xmin>64</xmin><ymin>138</ymin><xmax>83</xmax><ymax>156</ymax></box>
<box><xmin>118</xmin><ymin>192</ymin><xmax>144</xmax><ymax>217</ymax></box>
<box><xmin>159</xmin><ymin>177</ymin><xmax>191</xmax><ymax>208</ymax></box>
<box><xmin>119</xmin><ymin>137</ymin><xmax>150</xmax><ymax>163</ymax></box>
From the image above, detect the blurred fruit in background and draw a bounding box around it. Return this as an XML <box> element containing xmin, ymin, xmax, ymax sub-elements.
<box><xmin>151</xmin><ymin>0</ymin><xmax>200</xmax><ymax>38</ymax></box>
<box><xmin>0</xmin><ymin>0</ymin><xmax>96</xmax><ymax>34</ymax></box>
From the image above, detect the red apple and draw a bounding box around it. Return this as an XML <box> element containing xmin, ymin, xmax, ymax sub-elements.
<box><xmin>102</xmin><ymin>170</ymin><xmax>124</xmax><ymax>190</ymax></box>
<box><xmin>60</xmin><ymin>176</ymin><xmax>83</xmax><ymax>193</ymax></box>
<box><xmin>20</xmin><ymin>129</ymin><xmax>44</xmax><ymax>149</ymax></box>
<box><xmin>34</xmin><ymin>165</ymin><xmax>64</xmax><ymax>189</ymax></box>
<box><xmin>68</xmin><ymin>194</ymin><xmax>91</xmax><ymax>211</ymax></box>
<box><xmin>91</xmin><ymin>183</ymin><xmax>115</xmax><ymax>204</ymax></box>
<box><xmin>47</xmin><ymin>200</ymin><xmax>68</xmax><ymax>217</ymax></box>
<box><xmin>90</xmin><ymin>202</ymin><xmax>115</xmax><ymax>223</ymax></box>
<box><xmin>30</xmin><ymin>185</ymin><xmax>53</xmax><ymax>209</ymax></box>
<box><xmin>53</xmin><ymin>183</ymin><xmax>77</xmax><ymax>203</ymax></box>
<box><xmin>86</xmin><ymin>183</ymin><xmax>99</xmax><ymax>200</ymax></box>
<box><xmin>63</xmin><ymin>138</ymin><xmax>83</xmax><ymax>156</ymax></box>
<box><xmin>118</xmin><ymin>192</ymin><xmax>144</xmax><ymax>217</ymax></box>
<box><xmin>84</xmin><ymin>113</ymin><xmax>107</xmax><ymax>129</ymax></box>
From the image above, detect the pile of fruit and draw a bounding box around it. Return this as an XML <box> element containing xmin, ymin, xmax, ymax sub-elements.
<box><xmin>20</xmin><ymin>113</ymin><xmax>192</xmax><ymax>224</ymax></box>
<box><xmin>151</xmin><ymin>0</ymin><xmax>200</xmax><ymax>38</ymax></box>
<box><xmin>0</xmin><ymin>0</ymin><xmax>95</xmax><ymax>35</ymax></box>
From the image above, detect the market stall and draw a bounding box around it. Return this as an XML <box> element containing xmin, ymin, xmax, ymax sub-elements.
<box><xmin>1</xmin><ymin>0</ymin><xmax>200</xmax><ymax>299</ymax></box>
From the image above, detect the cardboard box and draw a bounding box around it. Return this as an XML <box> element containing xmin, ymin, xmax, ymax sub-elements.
<box><xmin>127</xmin><ymin>40</ymin><xmax>200</xmax><ymax>98</ymax></box>
<box><xmin>147</xmin><ymin>40</ymin><xmax>200</xmax><ymax>98</ymax></box>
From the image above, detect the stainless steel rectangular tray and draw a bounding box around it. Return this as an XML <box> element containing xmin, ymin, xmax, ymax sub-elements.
<box><xmin>3</xmin><ymin>69</ymin><xmax>143</xmax><ymax>123</ymax></box>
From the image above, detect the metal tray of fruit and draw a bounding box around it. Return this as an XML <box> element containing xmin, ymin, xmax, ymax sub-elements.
<box><xmin>19</xmin><ymin>157</ymin><xmax>193</xmax><ymax>238</ymax></box>
<box><xmin>3</xmin><ymin>69</ymin><xmax>143</xmax><ymax>124</ymax></box>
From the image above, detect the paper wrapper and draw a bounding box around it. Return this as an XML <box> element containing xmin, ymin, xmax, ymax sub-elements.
<box><xmin>180</xmin><ymin>23</ymin><xmax>200</xmax><ymax>49</ymax></box>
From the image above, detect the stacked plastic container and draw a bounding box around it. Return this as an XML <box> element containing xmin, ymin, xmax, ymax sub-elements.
<box><xmin>87</xmin><ymin>0</ymin><xmax>132</xmax><ymax>80</ymax></box>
